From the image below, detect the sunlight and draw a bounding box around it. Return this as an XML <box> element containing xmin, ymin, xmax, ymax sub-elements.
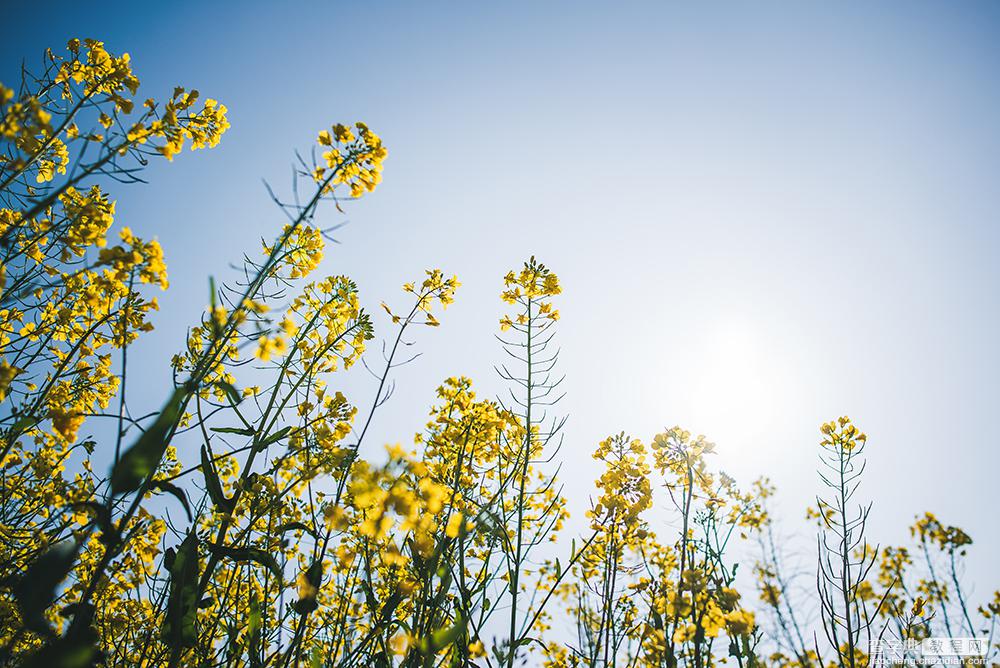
<box><xmin>689</xmin><ymin>316</ymin><xmax>790</xmax><ymax>467</ymax></box>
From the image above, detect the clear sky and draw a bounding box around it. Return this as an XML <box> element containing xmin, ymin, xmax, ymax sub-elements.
<box><xmin>4</xmin><ymin>1</ymin><xmax>998</xmax><ymax>610</ymax></box>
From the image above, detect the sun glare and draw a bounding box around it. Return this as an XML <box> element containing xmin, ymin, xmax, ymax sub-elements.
<box><xmin>689</xmin><ymin>316</ymin><xmax>791</xmax><ymax>468</ymax></box>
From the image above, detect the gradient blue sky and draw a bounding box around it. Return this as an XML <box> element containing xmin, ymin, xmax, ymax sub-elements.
<box><xmin>4</xmin><ymin>1</ymin><xmax>998</xmax><ymax>607</ymax></box>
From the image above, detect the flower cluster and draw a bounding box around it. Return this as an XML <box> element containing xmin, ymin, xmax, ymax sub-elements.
<box><xmin>589</xmin><ymin>434</ymin><xmax>652</xmax><ymax>541</ymax></box>
<box><xmin>499</xmin><ymin>255</ymin><xmax>561</xmax><ymax>331</ymax></box>
<box><xmin>314</xmin><ymin>122</ymin><xmax>387</xmax><ymax>198</ymax></box>
<box><xmin>2</xmin><ymin>39</ymin><xmax>229</xmax><ymax>190</ymax></box>
<box><xmin>382</xmin><ymin>268</ymin><xmax>461</xmax><ymax>327</ymax></box>
<box><xmin>820</xmin><ymin>415</ymin><xmax>867</xmax><ymax>452</ymax></box>
<box><xmin>911</xmin><ymin>512</ymin><xmax>973</xmax><ymax>551</ymax></box>
<box><xmin>56</xmin><ymin>38</ymin><xmax>140</xmax><ymax>102</ymax></box>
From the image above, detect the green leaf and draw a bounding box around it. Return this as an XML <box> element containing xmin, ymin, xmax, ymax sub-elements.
<box><xmin>406</xmin><ymin>536</ymin><xmax>426</xmax><ymax>574</ymax></box>
<box><xmin>247</xmin><ymin>595</ymin><xmax>263</xmax><ymax>668</ymax></box>
<box><xmin>207</xmin><ymin>543</ymin><xmax>283</xmax><ymax>584</ymax></box>
<box><xmin>14</xmin><ymin>541</ymin><xmax>80</xmax><ymax>636</ymax></box>
<box><xmin>210</xmin><ymin>426</ymin><xmax>255</xmax><ymax>436</ymax></box>
<box><xmin>418</xmin><ymin>613</ymin><xmax>467</xmax><ymax>654</ymax></box>
<box><xmin>150</xmin><ymin>480</ymin><xmax>193</xmax><ymax>521</ymax></box>
<box><xmin>256</xmin><ymin>425</ymin><xmax>292</xmax><ymax>450</ymax></box>
<box><xmin>200</xmin><ymin>445</ymin><xmax>235</xmax><ymax>513</ymax></box>
<box><xmin>304</xmin><ymin>560</ymin><xmax>323</xmax><ymax>586</ymax></box>
<box><xmin>111</xmin><ymin>386</ymin><xmax>188</xmax><ymax>495</ymax></box>
<box><xmin>22</xmin><ymin>614</ymin><xmax>101</xmax><ymax>668</ymax></box>
<box><xmin>276</xmin><ymin>521</ymin><xmax>318</xmax><ymax>539</ymax></box>
<box><xmin>162</xmin><ymin>530</ymin><xmax>200</xmax><ymax>648</ymax></box>
<box><xmin>215</xmin><ymin>380</ymin><xmax>243</xmax><ymax>405</ymax></box>
<box><xmin>293</xmin><ymin>560</ymin><xmax>323</xmax><ymax>615</ymax></box>
<box><xmin>208</xmin><ymin>276</ymin><xmax>222</xmax><ymax>339</ymax></box>
<box><xmin>379</xmin><ymin>587</ymin><xmax>403</xmax><ymax>622</ymax></box>
<box><xmin>360</xmin><ymin>580</ymin><xmax>378</xmax><ymax>613</ymax></box>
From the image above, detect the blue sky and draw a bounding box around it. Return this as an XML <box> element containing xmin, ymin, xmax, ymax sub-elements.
<box><xmin>4</xmin><ymin>0</ymin><xmax>999</xmax><ymax>612</ymax></box>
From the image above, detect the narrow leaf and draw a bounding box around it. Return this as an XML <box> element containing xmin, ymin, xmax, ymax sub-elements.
<box><xmin>201</xmin><ymin>445</ymin><xmax>235</xmax><ymax>513</ymax></box>
<box><xmin>256</xmin><ymin>425</ymin><xmax>292</xmax><ymax>450</ymax></box>
<box><xmin>419</xmin><ymin>613</ymin><xmax>467</xmax><ymax>654</ymax></box>
<box><xmin>162</xmin><ymin>530</ymin><xmax>200</xmax><ymax>648</ymax></box>
<box><xmin>150</xmin><ymin>480</ymin><xmax>193</xmax><ymax>521</ymax></box>
<box><xmin>14</xmin><ymin>541</ymin><xmax>80</xmax><ymax>635</ymax></box>
<box><xmin>276</xmin><ymin>521</ymin><xmax>318</xmax><ymax>539</ymax></box>
<box><xmin>207</xmin><ymin>543</ymin><xmax>283</xmax><ymax>584</ymax></box>
<box><xmin>215</xmin><ymin>380</ymin><xmax>243</xmax><ymax>406</ymax></box>
<box><xmin>210</xmin><ymin>426</ymin><xmax>255</xmax><ymax>436</ymax></box>
<box><xmin>111</xmin><ymin>386</ymin><xmax>188</xmax><ymax>495</ymax></box>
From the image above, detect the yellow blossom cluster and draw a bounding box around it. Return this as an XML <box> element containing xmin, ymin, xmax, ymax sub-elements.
<box><xmin>499</xmin><ymin>255</ymin><xmax>561</xmax><ymax>331</ymax></box>
<box><xmin>2</xmin><ymin>39</ymin><xmax>229</xmax><ymax>190</ymax></box>
<box><xmin>56</xmin><ymin>38</ymin><xmax>140</xmax><ymax>102</ymax></box>
<box><xmin>264</xmin><ymin>223</ymin><xmax>325</xmax><ymax>280</ymax></box>
<box><xmin>589</xmin><ymin>434</ymin><xmax>652</xmax><ymax>541</ymax></box>
<box><xmin>314</xmin><ymin>121</ymin><xmax>387</xmax><ymax>198</ymax></box>
<box><xmin>820</xmin><ymin>415</ymin><xmax>867</xmax><ymax>452</ymax></box>
<box><xmin>419</xmin><ymin>376</ymin><xmax>519</xmax><ymax>495</ymax></box>
<box><xmin>911</xmin><ymin>512</ymin><xmax>973</xmax><ymax>551</ymax></box>
<box><xmin>0</xmin><ymin>88</ymin><xmax>69</xmax><ymax>183</ymax></box>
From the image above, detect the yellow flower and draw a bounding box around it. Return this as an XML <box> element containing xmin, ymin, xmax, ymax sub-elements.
<box><xmin>18</xmin><ymin>322</ymin><xmax>39</xmax><ymax>341</ymax></box>
<box><xmin>254</xmin><ymin>334</ymin><xmax>287</xmax><ymax>361</ymax></box>
<box><xmin>445</xmin><ymin>512</ymin><xmax>464</xmax><ymax>538</ymax></box>
<box><xmin>0</xmin><ymin>359</ymin><xmax>21</xmax><ymax>401</ymax></box>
